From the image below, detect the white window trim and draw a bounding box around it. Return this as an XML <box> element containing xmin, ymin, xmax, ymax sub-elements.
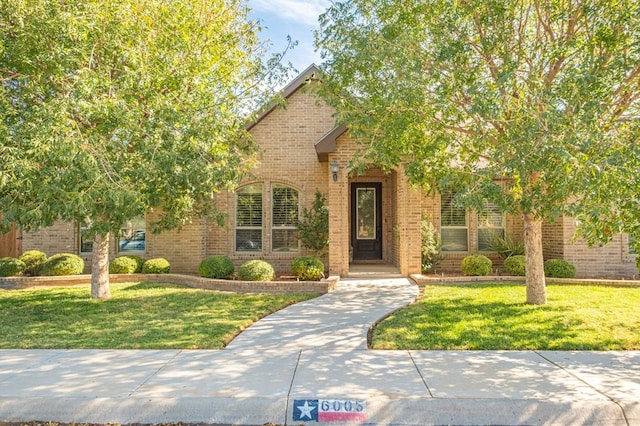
<box><xmin>440</xmin><ymin>191</ymin><xmax>469</xmax><ymax>252</ymax></box>
<box><xmin>235</xmin><ymin>183</ymin><xmax>264</xmax><ymax>253</ymax></box>
<box><xmin>271</xmin><ymin>184</ymin><xmax>300</xmax><ymax>252</ymax></box>
<box><xmin>477</xmin><ymin>203</ymin><xmax>506</xmax><ymax>252</ymax></box>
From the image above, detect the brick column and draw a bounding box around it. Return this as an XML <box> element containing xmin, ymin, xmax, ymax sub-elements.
<box><xmin>396</xmin><ymin>169</ymin><xmax>422</xmax><ymax>276</ymax></box>
<box><xmin>327</xmin><ymin>156</ymin><xmax>350</xmax><ymax>277</ymax></box>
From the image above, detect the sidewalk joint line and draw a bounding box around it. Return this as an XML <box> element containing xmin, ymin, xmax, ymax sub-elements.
<box><xmin>128</xmin><ymin>349</ymin><xmax>183</xmax><ymax>397</ymax></box>
<box><xmin>283</xmin><ymin>350</ymin><xmax>303</xmax><ymax>426</ymax></box>
<box><xmin>534</xmin><ymin>351</ymin><xmax>630</xmax><ymax>426</ymax></box>
<box><xmin>409</xmin><ymin>350</ymin><xmax>434</xmax><ymax>398</ymax></box>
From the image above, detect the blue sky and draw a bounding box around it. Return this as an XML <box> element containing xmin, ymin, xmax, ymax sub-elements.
<box><xmin>247</xmin><ymin>0</ymin><xmax>332</xmax><ymax>74</ymax></box>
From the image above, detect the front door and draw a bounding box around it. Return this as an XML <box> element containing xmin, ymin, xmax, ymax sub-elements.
<box><xmin>351</xmin><ymin>183</ymin><xmax>382</xmax><ymax>261</ymax></box>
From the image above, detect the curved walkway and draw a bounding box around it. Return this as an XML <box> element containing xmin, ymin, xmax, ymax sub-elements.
<box><xmin>0</xmin><ymin>278</ymin><xmax>639</xmax><ymax>425</ymax></box>
<box><xmin>226</xmin><ymin>277</ymin><xmax>419</xmax><ymax>351</ymax></box>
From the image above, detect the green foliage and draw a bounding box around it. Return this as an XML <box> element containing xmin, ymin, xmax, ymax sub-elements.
<box><xmin>461</xmin><ymin>254</ymin><xmax>492</xmax><ymax>276</ymax></box>
<box><xmin>18</xmin><ymin>250</ymin><xmax>47</xmax><ymax>276</ymax></box>
<box><xmin>237</xmin><ymin>260</ymin><xmax>276</xmax><ymax>282</ymax></box>
<box><xmin>420</xmin><ymin>214</ymin><xmax>443</xmax><ymax>273</ymax></box>
<box><xmin>0</xmin><ymin>0</ymin><xmax>292</xmax><ymax>294</ymax></box>
<box><xmin>504</xmin><ymin>255</ymin><xmax>526</xmax><ymax>276</ymax></box>
<box><xmin>486</xmin><ymin>233</ymin><xmax>525</xmax><ymax>260</ymax></box>
<box><xmin>109</xmin><ymin>256</ymin><xmax>140</xmax><ymax>274</ymax></box>
<box><xmin>297</xmin><ymin>190</ymin><xmax>329</xmax><ymax>255</ymax></box>
<box><xmin>316</xmin><ymin>0</ymin><xmax>640</xmax><ymax>301</ymax></box>
<box><xmin>0</xmin><ymin>257</ymin><xmax>26</xmax><ymax>277</ymax></box>
<box><xmin>124</xmin><ymin>255</ymin><xmax>145</xmax><ymax>273</ymax></box>
<box><xmin>544</xmin><ymin>259</ymin><xmax>576</xmax><ymax>278</ymax></box>
<box><xmin>142</xmin><ymin>258</ymin><xmax>171</xmax><ymax>274</ymax></box>
<box><xmin>291</xmin><ymin>256</ymin><xmax>325</xmax><ymax>281</ymax></box>
<box><xmin>40</xmin><ymin>254</ymin><xmax>84</xmax><ymax>276</ymax></box>
<box><xmin>199</xmin><ymin>255</ymin><xmax>235</xmax><ymax>279</ymax></box>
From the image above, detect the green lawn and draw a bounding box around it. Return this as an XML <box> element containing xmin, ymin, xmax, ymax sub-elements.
<box><xmin>371</xmin><ymin>283</ymin><xmax>640</xmax><ymax>350</ymax></box>
<box><xmin>0</xmin><ymin>282</ymin><xmax>318</xmax><ymax>349</ymax></box>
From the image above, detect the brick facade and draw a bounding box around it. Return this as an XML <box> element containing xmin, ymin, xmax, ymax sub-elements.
<box><xmin>14</xmin><ymin>66</ymin><xmax>639</xmax><ymax>279</ymax></box>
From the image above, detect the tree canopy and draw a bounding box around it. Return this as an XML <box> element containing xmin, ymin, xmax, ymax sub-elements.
<box><xmin>316</xmin><ymin>0</ymin><xmax>640</xmax><ymax>303</ymax></box>
<box><xmin>0</xmin><ymin>0</ymin><xmax>290</xmax><ymax>297</ymax></box>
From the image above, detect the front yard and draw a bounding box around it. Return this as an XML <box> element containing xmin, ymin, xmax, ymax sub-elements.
<box><xmin>0</xmin><ymin>282</ymin><xmax>317</xmax><ymax>349</ymax></box>
<box><xmin>371</xmin><ymin>283</ymin><xmax>640</xmax><ymax>350</ymax></box>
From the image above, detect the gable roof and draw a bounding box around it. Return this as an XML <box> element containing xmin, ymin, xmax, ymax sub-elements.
<box><xmin>314</xmin><ymin>124</ymin><xmax>347</xmax><ymax>162</ymax></box>
<box><xmin>245</xmin><ymin>64</ymin><xmax>320</xmax><ymax>131</ymax></box>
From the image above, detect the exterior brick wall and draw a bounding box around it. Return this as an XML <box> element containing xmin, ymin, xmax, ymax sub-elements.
<box><xmin>208</xmin><ymin>85</ymin><xmax>335</xmax><ymax>274</ymax></box>
<box><xmin>12</xmin><ymin>68</ymin><xmax>640</xmax><ymax>280</ymax></box>
<box><xmin>557</xmin><ymin>219</ymin><xmax>638</xmax><ymax>278</ymax></box>
<box><xmin>145</xmin><ymin>211</ymin><xmax>205</xmax><ymax>274</ymax></box>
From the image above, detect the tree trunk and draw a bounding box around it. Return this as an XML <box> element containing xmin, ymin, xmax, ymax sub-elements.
<box><xmin>523</xmin><ymin>213</ymin><xmax>546</xmax><ymax>305</ymax></box>
<box><xmin>91</xmin><ymin>233</ymin><xmax>111</xmax><ymax>299</ymax></box>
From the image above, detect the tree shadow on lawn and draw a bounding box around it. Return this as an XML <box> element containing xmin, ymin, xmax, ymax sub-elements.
<box><xmin>0</xmin><ymin>282</ymin><xmax>314</xmax><ymax>349</ymax></box>
<box><xmin>374</xmin><ymin>283</ymin><xmax>629</xmax><ymax>350</ymax></box>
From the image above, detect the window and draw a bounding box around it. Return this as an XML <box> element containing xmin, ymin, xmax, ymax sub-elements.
<box><xmin>236</xmin><ymin>184</ymin><xmax>263</xmax><ymax>252</ymax></box>
<box><xmin>478</xmin><ymin>201</ymin><xmax>505</xmax><ymax>251</ymax></box>
<box><xmin>272</xmin><ymin>184</ymin><xmax>299</xmax><ymax>252</ymax></box>
<box><xmin>440</xmin><ymin>191</ymin><xmax>468</xmax><ymax>251</ymax></box>
<box><xmin>119</xmin><ymin>217</ymin><xmax>146</xmax><ymax>253</ymax></box>
<box><xmin>79</xmin><ymin>227</ymin><xmax>93</xmax><ymax>254</ymax></box>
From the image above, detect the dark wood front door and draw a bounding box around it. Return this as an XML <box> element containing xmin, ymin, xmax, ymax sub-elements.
<box><xmin>351</xmin><ymin>183</ymin><xmax>382</xmax><ymax>261</ymax></box>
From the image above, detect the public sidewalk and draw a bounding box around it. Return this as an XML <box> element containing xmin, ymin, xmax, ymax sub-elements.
<box><xmin>0</xmin><ymin>278</ymin><xmax>638</xmax><ymax>425</ymax></box>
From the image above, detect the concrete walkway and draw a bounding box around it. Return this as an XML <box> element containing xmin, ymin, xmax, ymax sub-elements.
<box><xmin>0</xmin><ymin>278</ymin><xmax>638</xmax><ymax>425</ymax></box>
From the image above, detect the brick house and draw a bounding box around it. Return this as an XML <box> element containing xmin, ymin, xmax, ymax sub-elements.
<box><xmin>6</xmin><ymin>65</ymin><xmax>639</xmax><ymax>279</ymax></box>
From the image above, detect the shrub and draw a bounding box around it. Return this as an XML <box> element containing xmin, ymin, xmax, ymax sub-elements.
<box><xmin>40</xmin><ymin>253</ymin><xmax>84</xmax><ymax>276</ymax></box>
<box><xmin>420</xmin><ymin>214</ymin><xmax>443</xmax><ymax>273</ymax></box>
<box><xmin>544</xmin><ymin>259</ymin><xmax>576</xmax><ymax>278</ymax></box>
<box><xmin>297</xmin><ymin>189</ymin><xmax>329</xmax><ymax>256</ymax></box>
<box><xmin>0</xmin><ymin>257</ymin><xmax>26</xmax><ymax>277</ymax></box>
<box><xmin>504</xmin><ymin>255</ymin><xmax>526</xmax><ymax>276</ymax></box>
<box><xmin>18</xmin><ymin>250</ymin><xmax>47</xmax><ymax>276</ymax></box>
<box><xmin>109</xmin><ymin>256</ymin><xmax>140</xmax><ymax>274</ymax></box>
<box><xmin>461</xmin><ymin>254</ymin><xmax>492</xmax><ymax>276</ymax></box>
<box><xmin>142</xmin><ymin>258</ymin><xmax>171</xmax><ymax>274</ymax></box>
<box><xmin>291</xmin><ymin>256</ymin><xmax>324</xmax><ymax>281</ymax></box>
<box><xmin>237</xmin><ymin>260</ymin><xmax>275</xmax><ymax>281</ymax></box>
<box><xmin>199</xmin><ymin>255</ymin><xmax>235</xmax><ymax>279</ymax></box>
<box><xmin>124</xmin><ymin>255</ymin><xmax>145</xmax><ymax>273</ymax></box>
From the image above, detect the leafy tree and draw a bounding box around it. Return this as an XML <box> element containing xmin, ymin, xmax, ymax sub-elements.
<box><xmin>0</xmin><ymin>0</ymin><xmax>290</xmax><ymax>298</ymax></box>
<box><xmin>316</xmin><ymin>0</ymin><xmax>640</xmax><ymax>304</ymax></box>
<box><xmin>297</xmin><ymin>189</ymin><xmax>329</xmax><ymax>257</ymax></box>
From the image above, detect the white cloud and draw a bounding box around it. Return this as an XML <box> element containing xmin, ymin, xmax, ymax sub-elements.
<box><xmin>250</xmin><ymin>0</ymin><xmax>331</xmax><ymax>27</ymax></box>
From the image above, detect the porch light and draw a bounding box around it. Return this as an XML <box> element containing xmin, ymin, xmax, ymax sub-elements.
<box><xmin>330</xmin><ymin>160</ymin><xmax>340</xmax><ymax>182</ymax></box>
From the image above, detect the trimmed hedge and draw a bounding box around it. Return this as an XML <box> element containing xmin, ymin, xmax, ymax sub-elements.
<box><xmin>461</xmin><ymin>254</ymin><xmax>492</xmax><ymax>276</ymax></box>
<box><xmin>504</xmin><ymin>255</ymin><xmax>526</xmax><ymax>276</ymax></box>
<box><xmin>142</xmin><ymin>258</ymin><xmax>171</xmax><ymax>274</ymax></box>
<box><xmin>124</xmin><ymin>255</ymin><xmax>145</xmax><ymax>273</ymax></box>
<box><xmin>18</xmin><ymin>250</ymin><xmax>47</xmax><ymax>276</ymax></box>
<box><xmin>0</xmin><ymin>257</ymin><xmax>26</xmax><ymax>277</ymax></box>
<box><xmin>544</xmin><ymin>259</ymin><xmax>576</xmax><ymax>278</ymax></box>
<box><xmin>237</xmin><ymin>260</ymin><xmax>275</xmax><ymax>281</ymax></box>
<box><xmin>199</xmin><ymin>255</ymin><xmax>235</xmax><ymax>279</ymax></box>
<box><xmin>109</xmin><ymin>256</ymin><xmax>140</xmax><ymax>274</ymax></box>
<box><xmin>40</xmin><ymin>253</ymin><xmax>84</xmax><ymax>276</ymax></box>
<box><xmin>291</xmin><ymin>256</ymin><xmax>324</xmax><ymax>281</ymax></box>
